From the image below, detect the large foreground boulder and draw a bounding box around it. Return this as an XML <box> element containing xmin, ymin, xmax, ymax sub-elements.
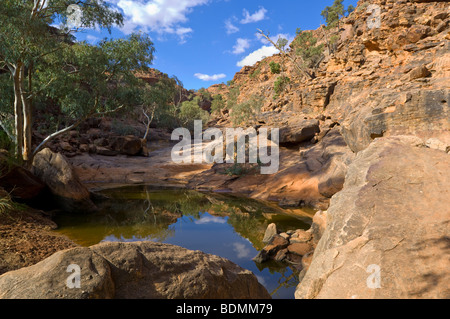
<box><xmin>32</xmin><ymin>148</ymin><xmax>97</xmax><ymax>213</ymax></box>
<box><xmin>0</xmin><ymin>241</ymin><xmax>271</xmax><ymax>299</ymax></box>
<box><xmin>295</xmin><ymin>136</ymin><xmax>450</xmax><ymax>299</ymax></box>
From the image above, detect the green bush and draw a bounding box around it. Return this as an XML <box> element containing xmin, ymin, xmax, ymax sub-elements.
<box><xmin>269</xmin><ymin>62</ymin><xmax>281</xmax><ymax>74</ymax></box>
<box><xmin>293</xmin><ymin>29</ymin><xmax>324</xmax><ymax>69</ymax></box>
<box><xmin>274</xmin><ymin>76</ymin><xmax>290</xmax><ymax>96</ymax></box>
<box><xmin>111</xmin><ymin>119</ymin><xmax>140</xmax><ymax>136</ymax></box>
<box><xmin>179</xmin><ymin>97</ymin><xmax>210</xmax><ymax>131</ymax></box>
<box><xmin>230</xmin><ymin>95</ymin><xmax>263</xmax><ymax>126</ymax></box>
<box><xmin>211</xmin><ymin>94</ymin><xmax>225</xmax><ymax>115</ymax></box>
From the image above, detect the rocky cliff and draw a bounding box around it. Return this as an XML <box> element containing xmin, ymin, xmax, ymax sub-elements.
<box><xmin>204</xmin><ymin>0</ymin><xmax>449</xmax><ymax>298</ymax></box>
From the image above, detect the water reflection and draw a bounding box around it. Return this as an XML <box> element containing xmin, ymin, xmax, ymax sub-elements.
<box><xmin>54</xmin><ymin>185</ymin><xmax>314</xmax><ymax>299</ymax></box>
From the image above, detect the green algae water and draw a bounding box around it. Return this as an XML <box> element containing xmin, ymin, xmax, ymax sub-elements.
<box><xmin>53</xmin><ymin>185</ymin><xmax>315</xmax><ymax>299</ymax></box>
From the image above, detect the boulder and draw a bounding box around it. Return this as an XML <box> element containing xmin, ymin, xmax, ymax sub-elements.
<box><xmin>31</xmin><ymin>148</ymin><xmax>97</xmax><ymax>213</ymax></box>
<box><xmin>279</xmin><ymin>119</ymin><xmax>320</xmax><ymax>145</ymax></box>
<box><xmin>0</xmin><ymin>166</ymin><xmax>46</xmax><ymax>201</ymax></box>
<box><xmin>296</xmin><ymin>136</ymin><xmax>450</xmax><ymax>299</ymax></box>
<box><xmin>0</xmin><ymin>242</ymin><xmax>271</xmax><ymax>299</ymax></box>
<box><xmin>110</xmin><ymin>135</ymin><xmax>143</xmax><ymax>156</ymax></box>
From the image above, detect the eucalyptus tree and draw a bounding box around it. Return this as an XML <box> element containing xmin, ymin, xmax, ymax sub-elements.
<box><xmin>0</xmin><ymin>1</ymin><xmax>155</xmax><ymax>165</ymax></box>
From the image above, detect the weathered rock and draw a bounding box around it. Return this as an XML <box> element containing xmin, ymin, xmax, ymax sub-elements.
<box><xmin>263</xmin><ymin>235</ymin><xmax>289</xmax><ymax>255</ymax></box>
<box><xmin>0</xmin><ymin>242</ymin><xmax>271</xmax><ymax>299</ymax></box>
<box><xmin>409</xmin><ymin>65</ymin><xmax>431</xmax><ymax>80</ymax></box>
<box><xmin>310</xmin><ymin>210</ymin><xmax>328</xmax><ymax>245</ymax></box>
<box><xmin>425</xmin><ymin>137</ymin><xmax>450</xmax><ymax>152</ymax></box>
<box><xmin>287</xmin><ymin>243</ymin><xmax>313</xmax><ymax>256</ymax></box>
<box><xmin>290</xmin><ymin>230</ymin><xmax>312</xmax><ymax>244</ymax></box>
<box><xmin>279</xmin><ymin>119</ymin><xmax>320</xmax><ymax>145</ymax></box>
<box><xmin>110</xmin><ymin>135</ymin><xmax>143</xmax><ymax>156</ymax></box>
<box><xmin>0</xmin><ymin>166</ymin><xmax>46</xmax><ymax>201</ymax></box>
<box><xmin>274</xmin><ymin>249</ymin><xmax>288</xmax><ymax>262</ymax></box>
<box><xmin>262</xmin><ymin>223</ymin><xmax>278</xmax><ymax>244</ymax></box>
<box><xmin>31</xmin><ymin>148</ymin><xmax>97</xmax><ymax>213</ymax></box>
<box><xmin>340</xmin><ymin>89</ymin><xmax>450</xmax><ymax>153</ymax></box>
<box><xmin>296</xmin><ymin>136</ymin><xmax>450</xmax><ymax>299</ymax></box>
<box><xmin>95</xmin><ymin>146</ymin><xmax>118</xmax><ymax>157</ymax></box>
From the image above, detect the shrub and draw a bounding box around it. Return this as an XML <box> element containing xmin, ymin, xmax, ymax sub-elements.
<box><xmin>293</xmin><ymin>29</ymin><xmax>325</xmax><ymax>69</ymax></box>
<box><xmin>211</xmin><ymin>94</ymin><xmax>225</xmax><ymax>115</ymax></box>
<box><xmin>230</xmin><ymin>95</ymin><xmax>263</xmax><ymax>126</ymax></box>
<box><xmin>274</xmin><ymin>76</ymin><xmax>290</xmax><ymax>96</ymax></box>
<box><xmin>269</xmin><ymin>62</ymin><xmax>281</xmax><ymax>74</ymax></box>
<box><xmin>179</xmin><ymin>97</ymin><xmax>210</xmax><ymax>131</ymax></box>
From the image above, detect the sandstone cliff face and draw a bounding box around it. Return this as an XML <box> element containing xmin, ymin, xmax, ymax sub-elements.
<box><xmin>212</xmin><ymin>0</ymin><xmax>449</xmax><ymax>150</ymax></box>
<box><xmin>204</xmin><ymin>0</ymin><xmax>449</xmax><ymax>299</ymax></box>
<box><xmin>202</xmin><ymin>0</ymin><xmax>449</xmax><ymax>213</ymax></box>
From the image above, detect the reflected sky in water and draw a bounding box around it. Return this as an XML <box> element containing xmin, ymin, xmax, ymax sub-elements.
<box><xmin>55</xmin><ymin>187</ymin><xmax>313</xmax><ymax>299</ymax></box>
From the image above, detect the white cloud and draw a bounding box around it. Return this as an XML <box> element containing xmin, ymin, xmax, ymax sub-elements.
<box><xmin>86</xmin><ymin>34</ymin><xmax>100</xmax><ymax>44</ymax></box>
<box><xmin>232</xmin><ymin>242</ymin><xmax>251</xmax><ymax>259</ymax></box>
<box><xmin>194</xmin><ymin>73</ymin><xmax>227</xmax><ymax>81</ymax></box>
<box><xmin>111</xmin><ymin>0</ymin><xmax>209</xmax><ymax>42</ymax></box>
<box><xmin>225</xmin><ymin>19</ymin><xmax>239</xmax><ymax>34</ymax></box>
<box><xmin>236</xmin><ymin>45</ymin><xmax>279</xmax><ymax>67</ymax></box>
<box><xmin>240</xmin><ymin>7</ymin><xmax>267</xmax><ymax>24</ymax></box>
<box><xmin>232</xmin><ymin>38</ymin><xmax>250</xmax><ymax>55</ymax></box>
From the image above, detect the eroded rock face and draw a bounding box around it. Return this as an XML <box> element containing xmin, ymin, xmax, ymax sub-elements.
<box><xmin>0</xmin><ymin>242</ymin><xmax>271</xmax><ymax>299</ymax></box>
<box><xmin>295</xmin><ymin>136</ymin><xmax>450</xmax><ymax>299</ymax></box>
<box><xmin>31</xmin><ymin>148</ymin><xmax>97</xmax><ymax>213</ymax></box>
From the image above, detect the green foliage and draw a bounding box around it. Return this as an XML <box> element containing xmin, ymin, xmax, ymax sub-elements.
<box><xmin>0</xmin><ymin>194</ymin><xmax>14</xmax><ymax>216</ymax></box>
<box><xmin>111</xmin><ymin>120</ymin><xmax>140</xmax><ymax>136</ymax></box>
<box><xmin>230</xmin><ymin>95</ymin><xmax>263</xmax><ymax>126</ymax></box>
<box><xmin>269</xmin><ymin>62</ymin><xmax>281</xmax><ymax>74</ymax></box>
<box><xmin>273</xmin><ymin>76</ymin><xmax>290</xmax><ymax>96</ymax></box>
<box><xmin>179</xmin><ymin>97</ymin><xmax>210</xmax><ymax>131</ymax></box>
<box><xmin>0</xmin><ymin>131</ymin><xmax>14</xmax><ymax>153</ymax></box>
<box><xmin>37</xmin><ymin>33</ymin><xmax>155</xmax><ymax>120</ymax></box>
<box><xmin>249</xmin><ymin>67</ymin><xmax>261</xmax><ymax>79</ymax></box>
<box><xmin>0</xmin><ymin>0</ymin><xmax>154</xmax><ymax>160</ymax></box>
<box><xmin>226</xmin><ymin>86</ymin><xmax>240</xmax><ymax>110</ymax></box>
<box><xmin>293</xmin><ymin>29</ymin><xmax>325</xmax><ymax>69</ymax></box>
<box><xmin>227</xmin><ymin>80</ymin><xmax>235</xmax><ymax>86</ymax></box>
<box><xmin>276</xmin><ymin>37</ymin><xmax>289</xmax><ymax>51</ymax></box>
<box><xmin>197</xmin><ymin>88</ymin><xmax>212</xmax><ymax>101</ymax></box>
<box><xmin>321</xmin><ymin>0</ymin><xmax>354</xmax><ymax>28</ymax></box>
<box><xmin>224</xmin><ymin>163</ymin><xmax>247</xmax><ymax>176</ymax></box>
<box><xmin>211</xmin><ymin>94</ymin><xmax>225</xmax><ymax>115</ymax></box>
<box><xmin>347</xmin><ymin>5</ymin><xmax>356</xmax><ymax>15</ymax></box>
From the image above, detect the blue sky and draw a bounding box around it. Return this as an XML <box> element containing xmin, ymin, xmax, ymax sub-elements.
<box><xmin>74</xmin><ymin>0</ymin><xmax>358</xmax><ymax>90</ymax></box>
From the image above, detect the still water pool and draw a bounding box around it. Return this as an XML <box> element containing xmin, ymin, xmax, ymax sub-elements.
<box><xmin>54</xmin><ymin>185</ymin><xmax>315</xmax><ymax>299</ymax></box>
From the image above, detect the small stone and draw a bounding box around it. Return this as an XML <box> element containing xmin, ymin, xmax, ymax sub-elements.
<box><xmin>274</xmin><ymin>249</ymin><xmax>288</xmax><ymax>262</ymax></box>
<box><xmin>263</xmin><ymin>235</ymin><xmax>289</xmax><ymax>256</ymax></box>
<box><xmin>279</xmin><ymin>232</ymin><xmax>290</xmax><ymax>240</ymax></box>
<box><xmin>290</xmin><ymin>229</ymin><xmax>313</xmax><ymax>244</ymax></box>
<box><xmin>252</xmin><ymin>250</ymin><xmax>269</xmax><ymax>264</ymax></box>
<box><xmin>409</xmin><ymin>65</ymin><xmax>431</xmax><ymax>80</ymax></box>
<box><xmin>425</xmin><ymin>138</ymin><xmax>450</xmax><ymax>153</ymax></box>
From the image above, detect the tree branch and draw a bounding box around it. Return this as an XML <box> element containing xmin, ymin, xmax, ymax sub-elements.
<box><xmin>257</xmin><ymin>29</ymin><xmax>315</xmax><ymax>80</ymax></box>
<box><xmin>32</xmin><ymin>101</ymin><xmax>124</xmax><ymax>157</ymax></box>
